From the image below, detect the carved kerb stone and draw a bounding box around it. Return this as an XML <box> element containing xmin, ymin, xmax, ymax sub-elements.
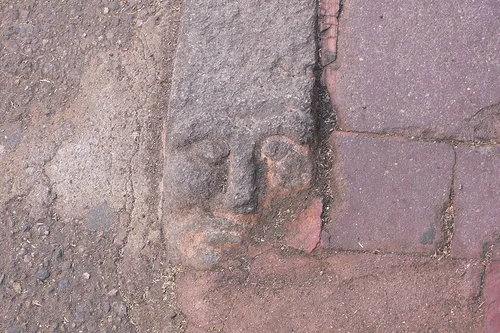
<box><xmin>163</xmin><ymin>0</ymin><xmax>317</xmax><ymax>269</ymax></box>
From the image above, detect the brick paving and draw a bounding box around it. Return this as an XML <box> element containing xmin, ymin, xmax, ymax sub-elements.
<box><xmin>172</xmin><ymin>0</ymin><xmax>498</xmax><ymax>331</ymax></box>
<box><xmin>318</xmin><ymin>0</ymin><xmax>499</xmax><ymax>330</ymax></box>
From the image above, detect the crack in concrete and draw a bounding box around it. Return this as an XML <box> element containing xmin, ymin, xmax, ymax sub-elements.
<box><xmin>116</xmin><ymin>38</ymin><xmax>147</xmax><ymax>262</ymax></box>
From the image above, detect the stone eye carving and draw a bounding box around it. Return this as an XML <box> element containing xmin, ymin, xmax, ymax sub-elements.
<box><xmin>191</xmin><ymin>139</ymin><xmax>230</xmax><ymax>165</ymax></box>
<box><xmin>163</xmin><ymin>139</ymin><xmax>229</xmax><ymax>211</ymax></box>
<box><xmin>163</xmin><ymin>134</ymin><xmax>313</xmax><ymax>269</ymax></box>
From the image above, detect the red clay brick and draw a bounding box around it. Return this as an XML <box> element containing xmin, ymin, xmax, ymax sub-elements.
<box><xmin>453</xmin><ymin>145</ymin><xmax>500</xmax><ymax>259</ymax></box>
<box><xmin>325</xmin><ymin>0</ymin><xmax>499</xmax><ymax>140</ymax></box>
<box><xmin>324</xmin><ymin>132</ymin><xmax>454</xmax><ymax>254</ymax></box>
<box><xmin>486</xmin><ymin>261</ymin><xmax>500</xmax><ymax>333</ymax></box>
<box><xmin>284</xmin><ymin>198</ymin><xmax>322</xmax><ymax>253</ymax></box>
<box><xmin>176</xmin><ymin>249</ymin><xmax>484</xmax><ymax>332</ymax></box>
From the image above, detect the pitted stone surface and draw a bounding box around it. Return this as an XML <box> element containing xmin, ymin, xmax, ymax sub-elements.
<box><xmin>163</xmin><ymin>0</ymin><xmax>316</xmax><ymax>268</ymax></box>
<box><xmin>326</xmin><ymin>0</ymin><xmax>499</xmax><ymax>140</ymax></box>
<box><xmin>453</xmin><ymin>145</ymin><xmax>500</xmax><ymax>259</ymax></box>
<box><xmin>325</xmin><ymin>132</ymin><xmax>454</xmax><ymax>254</ymax></box>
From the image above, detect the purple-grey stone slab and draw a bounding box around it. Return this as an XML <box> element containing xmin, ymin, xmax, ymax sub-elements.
<box><xmin>326</xmin><ymin>132</ymin><xmax>455</xmax><ymax>254</ymax></box>
<box><xmin>453</xmin><ymin>145</ymin><xmax>500</xmax><ymax>258</ymax></box>
<box><xmin>330</xmin><ymin>0</ymin><xmax>499</xmax><ymax>140</ymax></box>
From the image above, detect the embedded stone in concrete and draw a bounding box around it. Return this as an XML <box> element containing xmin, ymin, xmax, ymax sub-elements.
<box><xmin>486</xmin><ymin>261</ymin><xmax>500</xmax><ymax>333</ymax></box>
<box><xmin>163</xmin><ymin>0</ymin><xmax>316</xmax><ymax>268</ymax></box>
<box><xmin>325</xmin><ymin>0</ymin><xmax>500</xmax><ymax>140</ymax></box>
<box><xmin>325</xmin><ymin>132</ymin><xmax>454</xmax><ymax>254</ymax></box>
<box><xmin>452</xmin><ymin>145</ymin><xmax>500</xmax><ymax>258</ymax></box>
<box><xmin>176</xmin><ymin>250</ymin><xmax>484</xmax><ymax>332</ymax></box>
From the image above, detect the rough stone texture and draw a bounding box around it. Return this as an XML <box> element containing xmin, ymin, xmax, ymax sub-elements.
<box><xmin>176</xmin><ymin>249</ymin><xmax>484</xmax><ymax>332</ymax></box>
<box><xmin>284</xmin><ymin>198</ymin><xmax>322</xmax><ymax>253</ymax></box>
<box><xmin>453</xmin><ymin>145</ymin><xmax>500</xmax><ymax>259</ymax></box>
<box><xmin>325</xmin><ymin>132</ymin><xmax>454</xmax><ymax>254</ymax></box>
<box><xmin>326</xmin><ymin>0</ymin><xmax>500</xmax><ymax>140</ymax></box>
<box><xmin>486</xmin><ymin>261</ymin><xmax>500</xmax><ymax>333</ymax></box>
<box><xmin>163</xmin><ymin>0</ymin><xmax>317</xmax><ymax>268</ymax></box>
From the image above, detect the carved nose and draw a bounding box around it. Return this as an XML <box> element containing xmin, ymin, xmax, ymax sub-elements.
<box><xmin>223</xmin><ymin>142</ymin><xmax>257</xmax><ymax>214</ymax></box>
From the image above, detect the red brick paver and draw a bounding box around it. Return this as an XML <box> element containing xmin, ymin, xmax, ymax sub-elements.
<box><xmin>453</xmin><ymin>145</ymin><xmax>500</xmax><ymax>258</ymax></box>
<box><xmin>176</xmin><ymin>250</ymin><xmax>483</xmax><ymax>332</ymax></box>
<box><xmin>324</xmin><ymin>132</ymin><xmax>454</xmax><ymax>254</ymax></box>
<box><xmin>284</xmin><ymin>198</ymin><xmax>323</xmax><ymax>253</ymax></box>
<box><xmin>325</xmin><ymin>0</ymin><xmax>500</xmax><ymax>140</ymax></box>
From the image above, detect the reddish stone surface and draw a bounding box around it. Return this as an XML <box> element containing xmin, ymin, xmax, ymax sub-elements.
<box><xmin>325</xmin><ymin>132</ymin><xmax>454</xmax><ymax>254</ymax></box>
<box><xmin>453</xmin><ymin>145</ymin><xmax>500</xmax><ymax>258</ymax></box>
<box><xmin>319</xmin><ymin>0</ymin><xmax>340</xmax><ymax>66</ymax></box>
<box><xmin>325</xmin><ymin>0</ymin><xmax>499</xmax><ymax>140</ymax></box>
<box><xmin>176</xmin><ymin>250</ymin><xmax>484</xmax><ymax>332</ymax></box>
<box><xmin>486</xmin><ymin>261</ymin><xmax>500</xmax><ymax>333</ymax></box>
<box><xmin>284</xmin><ymin>198</ymin><xmax>323</xmax><ymax>253</ymax></box>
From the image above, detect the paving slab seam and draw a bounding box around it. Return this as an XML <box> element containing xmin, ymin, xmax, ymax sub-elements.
<box><xmin>475</xmin><ymin>244</ymin><xmax>495</xmax><ymax>318</ymax></box>
<box><xmin>329</xmin><ymin>129</ymin><xmax>499</xmax><ymax>146</ymax></box>
<box><xmin>433</xmin><ymin>146</ymin><xmax>457</xmax><ymax>259</ymax></box>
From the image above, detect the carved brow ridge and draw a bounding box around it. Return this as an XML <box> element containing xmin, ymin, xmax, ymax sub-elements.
<box><xmin>168</xmin><ymin>110</ymin><xmax>313</xmax><ymax>148</ymax></box>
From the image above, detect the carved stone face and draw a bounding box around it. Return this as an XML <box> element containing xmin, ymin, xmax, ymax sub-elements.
<box><xmin>163</xmin><ymin>110</ymin><xmax>313</xmax><ymax>268</ymax></box>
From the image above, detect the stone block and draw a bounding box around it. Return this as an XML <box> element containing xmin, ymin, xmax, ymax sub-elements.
<box><xmin>325</xmin><ymin>132</ymin><xmax>454</xmax><ymax>254</ymax></box>
<box><xmin>325</xmin><ymin>0</ymin><xmax>500</xmax><ymax>140</ymax></box>
<box><xmin>453</xmin><ymin>145</ymin><xmax>500</xmax><ymax>258</ymax></box>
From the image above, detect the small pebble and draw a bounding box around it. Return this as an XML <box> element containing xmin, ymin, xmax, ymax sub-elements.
<box><xmin>35</xmin><ymin>268</ymin><xmax>50</xmax><ymax>281</ymax></box>
<box><xmin>103</xmin><ymin>7</ymin><xmax>109</xmax><ymax>14</ymax></box>
<box><xmin>107</xmin><ymin>288</ymin><xmax>118</xmax><ymax>297</ymax></box>
<box><xmin>13</xmin><ymin>282</ymin><xmax>22</xmax><ymax>293</ymax></box>
<box><xmin>59</xmin><ymin>279</ymin><xmax>69</xmax><ymax>289</ymax></box>
<box><xmin>82</xmin><ymin>272</ymin><xmax>90</xmax><ymax>279</ymax></box>
<box><xmin>103</xmin><ymin>302</ymin><xmax>111</xmax><ymax>313</ymax></box>
<box><xmin>61</xmin><ymin>261</ymin><xmax>72</xmax><ymax>271</ymax></box>
<box><xmin>0</xmin><ymin>273</ymin><xmax>4</xmax><ymax>285</ymax></box>
<box><xmin>113</xmin><ymin>302</ymin><xmax>127</xmax><ymax>318</ymax></box>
